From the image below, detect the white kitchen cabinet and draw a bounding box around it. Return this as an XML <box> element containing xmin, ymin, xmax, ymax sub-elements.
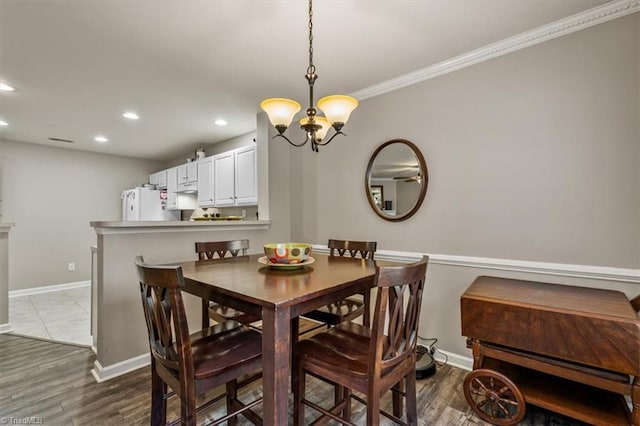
<box><xmin>149</xmin><ymin>170</ymin><xmax>167</xmax><ymax>189</ymax></box>
<box><xmin>197</xmin><ymin>157</ymin><xmax>215</xmax><ymax>207</ymax></box>
<box><xmin>177</xmin><ymin>162</ymin><xmax>198</xmax><ymax>192</ymax></box>
<box><xmin>166</xmin><ymin>167</ymin><xmax>179</xmax><ymax>210</ymax></box>
<box><xmin>234</xmin><ymin>145</ymin><xmax>258</xmax><ymax>205</ymax></box>
<box><xmin>213</xmin><ymin>145</ymin><xmax>257</xmax><ymax>207</ymax></box>
<box><xmin>166</xmin><ymin>167</ymin><xmax>196</xmax><ymax>210</ymax></box>
<box><xmin>214</xmin><ymin>152</ymin><xmax>235</xmax><ymax>206</ymax></box>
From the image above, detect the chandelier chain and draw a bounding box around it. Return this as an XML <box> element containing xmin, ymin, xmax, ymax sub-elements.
<box><xmin>307</xmin><ymin>0</ymin><xmax>315</xmax><ymax>74</ymax></box>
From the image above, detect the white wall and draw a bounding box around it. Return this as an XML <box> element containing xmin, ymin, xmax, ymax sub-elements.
<box><xmin>0</xmin><ymin>139</ymin><xmax>163</xmax><ymax>290</ymax></box>
<box><xmin>293</xmin><ymin>14</ymin><xmax>640</xmax><ymax>357</ymax></box>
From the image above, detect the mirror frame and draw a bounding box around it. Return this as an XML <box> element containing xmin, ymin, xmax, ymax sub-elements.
<box><xmin>365</xmin><ymin>139</ymin><xmax>428</xmax><ymax>222</ymax></box>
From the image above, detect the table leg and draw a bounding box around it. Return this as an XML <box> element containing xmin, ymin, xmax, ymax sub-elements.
<box><xmin>262</xmin><ymin>306</ymin><xmax>291</xmax><ymax>425</ymax></box>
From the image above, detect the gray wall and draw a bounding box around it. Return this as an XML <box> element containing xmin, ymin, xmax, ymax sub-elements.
<box><xmin>0</xmin><ymin>139</ymin><xmax>163</xmax><ymax>290</ymax></box>
<box><xmin>293</xmin><ymin>14</ymin><xmax>640</xmax><ymax>356</ymax></box>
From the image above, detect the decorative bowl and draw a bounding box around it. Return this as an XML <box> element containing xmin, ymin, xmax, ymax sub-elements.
<box><xmin>263</xmin><ymin>243</ymin><xmax>312</xmax><ymax>264</ymax></box>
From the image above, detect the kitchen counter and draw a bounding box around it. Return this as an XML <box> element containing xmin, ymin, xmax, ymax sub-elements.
<box><xmin>89</xmin><ymin>217</ymin><xmax>283</xmax><ymax>382</ymax></box>
<box><xmin>91</xmin><ymin>220</ymin><xmax>271</xmax><ymax>235</ymax></box>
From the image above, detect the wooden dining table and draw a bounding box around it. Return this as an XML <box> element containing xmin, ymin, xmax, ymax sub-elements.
<box><xmin>178</xmin><ymin>252</ymin><xmax>380</xmax><ymax>425</ymax></box>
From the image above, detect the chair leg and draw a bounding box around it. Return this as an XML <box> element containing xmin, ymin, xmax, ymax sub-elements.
<box><xmin>150</xmin><ymin>366</ymin><xmax>167</xmax><ymax>426</ymax></box>
<box><xmin>226</xmin><ymin>380</ymin><xmax>239</xmax><ymax>426</ymax></box>
<box><xmin>362</xmin><ymin>290</ymin><xmax>371</xmax><ymax>327</ymax></box>
<box><xmin>293</xmin><ymin>358</ymin><xmax>305</xmax><ymax>426</ymax></box>
<box><xmin>201</xmin><ymin>299</ymin><xmax>210</xmax><ymax>329</ymax></box>
<box><xmin>405</xmin><ymin>371</ymin><xmax>417</xmax><ymax>426</ymax></box>
<box><xmin>180</xmin><ymin>396</ymin><xmax>196</xmax><ymax>426</ymax></box>
<box><xmin>392</xmin><ymin>379</ymin><xmax>404</xmax><ymax>418</ymax></box>
<box><xmin>367</xmin><ymin>386</ymin><xmax>381</xmax><ymax>426</ymax></box>
<box><xmin>335</xmin><ymin>383</ymin><xmax>344</xmax><ymax>406</ymax></box>
<box><xmin>343</xmin><ymin>388</ymin><xmax>352</xmax><ymax>423</ymax></box>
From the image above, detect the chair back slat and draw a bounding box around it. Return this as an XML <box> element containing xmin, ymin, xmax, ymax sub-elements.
<box><xmin>135</xmin><ymin>256</ymin><xmax>193</xmax><ymax>374</ymax></box>
<box><xmin>370</xmin><ymin>256</ymin><xmax>428</xmax><ymax>370</ymax></box>
<box><xmin>195</xmin><ymin>240</ymin><xmax>249</xmax><ymax>261</ymax></box>
<box><xmin>328</xmin><ymin>239</ymin><xmax>377</xmax><ymax>260</ymax></box>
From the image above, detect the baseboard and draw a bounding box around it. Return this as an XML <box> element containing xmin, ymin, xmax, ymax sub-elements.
<box><xmin>434</xmin><ymin>349</ymin><xmax>473</xmax><ymax>371</ymax></box>
<box><xmin>311</xmin><ymin>246</ymin><xmax>640</xmax><ymax>284</ymax></box>
<box><xmin>0</xmin><ymin>323</ymin><xmax>12</xmax><ymax>334</ymax></box>
<box><xmin>90</xmin><ymin>352</ymin><xmax>150</xmax><ymax>383</ymax></box>
<box><xmin>9</xmin><ymin>280</ymin><xmax>91</xmax><ymax>298</ymax></box>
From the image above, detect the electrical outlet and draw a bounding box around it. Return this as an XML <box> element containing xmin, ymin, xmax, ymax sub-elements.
<box><xmin>68</xmin><ymin>262</ymin><xmax>76</xmax><ymax>271</ymax></box>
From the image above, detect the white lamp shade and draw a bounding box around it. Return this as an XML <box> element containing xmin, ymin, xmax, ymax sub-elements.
<box><xmin>300</xmin><ymin>116</ymin><xmax>330</xmax><ymax>141</ymax></box>
<box><xmin>317</xmin><ymin>95</ymin><xmax>358</xmax><ymax>125</ymax></box>
<box><xmin>260</xmin><ymin>98</ymin><xmax>301</xmax><ymax>127</ymax></box>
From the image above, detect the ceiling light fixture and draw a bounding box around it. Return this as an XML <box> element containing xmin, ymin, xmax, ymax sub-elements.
<box><xmin>123</xmin><ymin>112</ymin><xmax>139</xmax><ymax>120</ymax></box>
<box><xmin>0</xmin><ymin>120</ymin><xmax>8</xmax><ymax>126</ymax></box>
<box><xmin>214</xmin><ymin>119</ymin><xmax>227</xmax><ymax>126</ymax></box>
<box><xmin>0</xmin><ymin>83</ymin><xmax>15</xmax><ymax>92</ymax></box>
<box><xmin>94</xmin><ymin>135</ymin><xmax>108</xmax><ymax>143</ymax></box>
<box><xmin>260</xmin><ymin>0</ymin><xmax>358</xmax><ymax>153</ymax></box>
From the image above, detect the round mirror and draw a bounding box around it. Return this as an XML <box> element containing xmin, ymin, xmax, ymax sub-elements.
<box><xmin>365</xmin><ymin>139</ymin><xmax>428</xmax><ymax>222</ymax></box>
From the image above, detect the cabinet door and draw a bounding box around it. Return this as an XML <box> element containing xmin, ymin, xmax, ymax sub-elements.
<box><xmin>235</xmin><ymin>146</ymin><xmax>257</xmax><ymax>205</ymax></box>
<box><xmin>149</xmin><ymin>172</ymin><xmax>159</xmax><ymax>186</ymax></box>
<box><xmin>214</xmin><ymin>152</ymin><xmax>235</xmax><ymax>206</ymax></box>
<box><xmin>197</xmin><ymin>158</ymin><xmax>214</xmax><ymax>207</ymax></box>
<box><xmin>150</xmin><ymin>170</ymin><xmax>167</xmax><ymax>189</ymax></box>
<box><xmin>187</xmin><ymin>162</ymin><xmax>198</xmax><ymax>184</ymax></box>
<box><xmin>177</xmin><ymin>164</ymin><xmax>188</xmax><ymax>186</ymax></box>
<box><xmin>166</xmin><ymin>167</ymin><xmax>179</xmax><ymax>210</ymax></box>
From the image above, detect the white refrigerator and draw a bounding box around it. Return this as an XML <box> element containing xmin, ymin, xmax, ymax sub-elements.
<box><xmin>121</xmin><ymin>187</ymin><xmax>180</xmax><ymax>221</ymax></box>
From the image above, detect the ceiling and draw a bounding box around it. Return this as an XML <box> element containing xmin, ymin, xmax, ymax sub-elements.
<box><xmin>0</xmin><ymin>0</ymin><xmax>611</xmax><ymax>161</ymax></box>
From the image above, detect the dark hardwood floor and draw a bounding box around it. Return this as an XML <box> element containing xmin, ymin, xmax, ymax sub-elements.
<box><xmin>0</xmin><ymin>333</ymin><xmax>585</xmax><ymax>425</ymax></box>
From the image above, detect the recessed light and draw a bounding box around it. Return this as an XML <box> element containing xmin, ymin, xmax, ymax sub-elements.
<box><xmin>0</xmin><ymin>120</ymin><xmax>8</xmax><ymax>126</ymax></box>
<box><xmin>0</xmin><ymin>83</ymin><xmax>15</xmax><ymax>92</ymax></box>
<box><xmin>123</xmin><ymin>112</ymin><xmax>139</xmax><ymax>120</ymax></box>
<box><xmin>94</xmin><ymin>135</ymin><xmax>108</xmax><ymax>143</ymax></box>
<box><xmin>214</xmin><ymin>119</ymin><xmax>227</xmax><ymax>126</ymax></box>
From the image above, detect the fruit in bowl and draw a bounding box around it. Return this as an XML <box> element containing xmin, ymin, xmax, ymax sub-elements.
<box><xmin>263</xmin><ymin>243</ymin><xmax>312</xmax><ymax>264</ymax></box>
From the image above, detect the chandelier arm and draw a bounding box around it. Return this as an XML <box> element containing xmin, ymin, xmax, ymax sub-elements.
<box><xmin>273</xmin><ymin>133</ymin><xmax>312</xmax><ymax>148</ymax></box>
<box><xmin>315</xmin><ymin>130</ymin><xmax>346</xmax><ymax>146</ymax></box>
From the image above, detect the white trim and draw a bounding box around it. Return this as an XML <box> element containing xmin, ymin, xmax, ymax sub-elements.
<box><xmin>0</xmin><ymin>323</ymin><xmax>12</xmax><ymax>334</ymax></box>
<box><xmin>92</xmin><ymin>220</ymin><xmax>271</xmax><ymax>235</ymax></box>
<box><xmin>434</xmin><ymin>349</ymin><xmax>473</xmax><ymax>372</ymax></box>
<box><xmin>9</xmin><ymin>280</ymin><xmax>91</xmax><ymax>298</ymax></box>
<box><xmin>0</xmin><ymin>223</ymin><xmax>14</xmax><ymax>233</ymax></box>
<box><xmin>311</xmin><ymin>246</ymin><xmax>640</xmax><ymax>283</ymax></box>
<box><xmin>351</xmin><ymin>0</ymin><xmax>640</xmax><ymax>100</ymax></box>
<box><xmin>91</xmin><ymin>353</ymin><xmax>150</xmax><ymax>383</ymax></box>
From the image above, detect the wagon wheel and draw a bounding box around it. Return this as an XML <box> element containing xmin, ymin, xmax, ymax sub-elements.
<box><xmin>463</xmin><ymin>369</ymin><xmax>525</xmax><ymax>426</ymax></box>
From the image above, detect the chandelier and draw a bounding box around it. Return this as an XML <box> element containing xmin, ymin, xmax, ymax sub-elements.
<box><xmin>260</xmin><ymin>0</ymin><xmax>358</xmax><ymax>153</ymax></box>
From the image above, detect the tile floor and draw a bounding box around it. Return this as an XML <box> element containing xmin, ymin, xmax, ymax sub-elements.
<box><xmin>9</xmin><ymin>285</ymin><xmax>92</xmax><ymax>346</ymax></box>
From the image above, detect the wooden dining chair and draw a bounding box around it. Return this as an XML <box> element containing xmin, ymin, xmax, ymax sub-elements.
<box><xmin>195</xmin><ymin>240</ymin><xmax>261</xmax><ymax>329</ymax></box>
<box><xmin>293</xmin><ymin>255</ymin><xmax>429</xmax><ymax>426</ymax></box>
<box><xmin>134</xmin><ymin>255</ymin><xmax>263</xmax><ymax>426</ymax></box>
<box><xmin>301</xmin><ymin>239</ymin><xmax>377</xmax><ymax>329</ymax></box>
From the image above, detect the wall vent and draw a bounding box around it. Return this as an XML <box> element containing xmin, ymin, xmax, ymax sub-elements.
<box><xmin>48</xmin><ymin>137</ymin><xmax>75</xmax><ymax>143</ymax></box>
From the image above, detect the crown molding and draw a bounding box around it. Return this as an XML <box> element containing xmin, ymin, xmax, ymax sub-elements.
<box><xmin>351</xmin><ymin>0</ymin><xmax>639</xmax><ymax>101</ymax></box>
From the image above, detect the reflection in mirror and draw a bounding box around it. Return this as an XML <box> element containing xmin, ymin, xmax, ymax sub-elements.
<box><xmin>365</xmin><ymin>139</ymin><xmax>428</xmax><ymax>222</ymax></box>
